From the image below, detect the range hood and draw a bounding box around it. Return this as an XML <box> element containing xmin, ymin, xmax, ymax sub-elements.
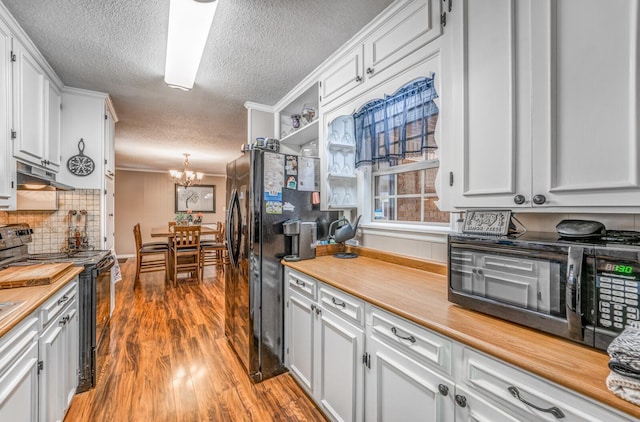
<box><xmin>16</xmin><ymin>161</ymin><xmax>75</xmax><ymax>191</ymax></box>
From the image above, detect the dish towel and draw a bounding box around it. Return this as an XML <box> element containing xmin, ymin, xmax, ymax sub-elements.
<box><xmin>606</xmin><ymin>371</ymin><xmax>640</xmax><ymax>405</ymax></box>
<box><xmin>606</xmin><ymin>321</ymin><xmax>640</xmax><ymax>404</ymax></box>
<box><xmin>110</xmin><ymin>250</ymin><xmax>122</xmax><ymax>284</ymax></box>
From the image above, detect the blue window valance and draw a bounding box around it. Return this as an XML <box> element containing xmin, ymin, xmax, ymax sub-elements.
<box><xmin>354</xmin><ymin>75</ymin><xmax>439</xmax><ymax>168</ymax></box>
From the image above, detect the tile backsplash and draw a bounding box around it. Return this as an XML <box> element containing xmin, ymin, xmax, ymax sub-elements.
<box><xmin>0</xmin><ymin>189</ymin><xmax>101</xmax><ymax>253</ymax></box>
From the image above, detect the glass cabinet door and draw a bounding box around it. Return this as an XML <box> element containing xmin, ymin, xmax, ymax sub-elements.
<box><xmin>325</xmin><ymin>115</ymin><xmax>357</xmax><ymax>209</ymax></box>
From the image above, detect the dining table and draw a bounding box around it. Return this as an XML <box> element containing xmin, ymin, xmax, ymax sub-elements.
<box><xmin>150</xmin><ymin>224</ymin><xmax>222</xmax><ymax>283</ymax></box>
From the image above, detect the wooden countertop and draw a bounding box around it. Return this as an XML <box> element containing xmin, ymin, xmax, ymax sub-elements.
<box><xmin>283</xmin><ymin>252</ymin><xmax>640</xmax><ymax>419</ymax></box>
<box><xmin>0</xmin><ymin>266</ymin><xmax>84</xmax><ymax>337</ymax></box>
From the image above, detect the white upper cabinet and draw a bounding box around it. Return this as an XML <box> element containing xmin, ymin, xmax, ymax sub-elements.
<box><xmin>12</xmin><ymin>36</ymin><xmax>62</xmax><ymax>173</ymax></box>
<box><xmin>320</xmin><ymin>0</ymin><xmax>443</xmax><ymax>108</ymax></box>
<box><xmin>0</xmin><ymin>18</ymin><xmax>14</xmax><ymax>209</ymax></box>
<box><xmin>104</xmin><ymin>107</ymin><xmax>115</xmax><ymax>178</ymax></box>
<box><xmin>450</xmin><ymin>0</ymin><xmax>531</xmax><ymax>209</ymax></box>
<box><xmin>12</xmin><ymin>38</ymin><xmax>46</xmax><ymax>166</ymax></box>
<box><xmin>45</xmin><ymin>80</ymin><xmax>61</xmax><ymax>171</ymax></box>
<box><xmin>363</xmin><ymin>0</ymin><xmax>442</xmax><ymax>83</ymax></box>
<box><xmin>530</xmin><ymin>0</ymin><xmax>640</xmax><ymax>207</ymax></box>
<box><xmin>320</xmin><ymin>45</ymin><xmax>364</xmax><ymax>107</ymax></box>
<box><xmin>451</xmin><ymin>0</ymin><xmax>640</xmax><ymax>210</ymax></box>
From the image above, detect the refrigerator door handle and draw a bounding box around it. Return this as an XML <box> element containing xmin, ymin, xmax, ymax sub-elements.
<box><xmin>226</xmin><ymin>188</ymin><xmax>241</xmax><ymax>267</ymax></box>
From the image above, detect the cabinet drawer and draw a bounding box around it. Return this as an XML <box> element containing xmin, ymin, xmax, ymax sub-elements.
<box><xmin>40</xmin><ymin>280</ymin><xmax>77</xmax><ymax>326</ymax></box>
<box><xmin>368</xmin><ymin>306</ymin><xmax>452</xmax><ymax>375</ymax></box>
<box><xmin>319</xmin><ymin>284</ymin><xmax>364</xmax><ymax>327</ymax></box>
<box><xmin>462</xmin><ymin>348</ymin><xmax>632</xmax><ymax>421</ymax></box>
<box><xmin>0</xmin><ymin>316</ymin><xmax>38</xmax><ymax>377</ymax></box>
<box><xmin>286</xmin><ymin>269</ymin><xmax>317</xmax><ymax>301</ymax></box>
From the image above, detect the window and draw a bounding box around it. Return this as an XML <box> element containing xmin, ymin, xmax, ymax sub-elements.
<box><xmin>355</xmin><ymin>76</ymin><xmax>449</xmax><ymax>225</ymax></box>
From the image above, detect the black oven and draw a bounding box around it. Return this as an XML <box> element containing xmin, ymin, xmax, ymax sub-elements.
<box><xmin>448</xmin><ymin>233</ymin><xmax>640</xmax><ymax>351</ymax></box>
<box><xmin>78</xmin><ymin>253</ymin><xmax>114</xmax><ymax>392</ymax></box>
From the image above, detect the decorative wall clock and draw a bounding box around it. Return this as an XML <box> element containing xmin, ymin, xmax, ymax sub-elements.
<box><xmin>67</xmin><ymin>139</ymin><xmax>95</xmax><ymax>176</ymax></box>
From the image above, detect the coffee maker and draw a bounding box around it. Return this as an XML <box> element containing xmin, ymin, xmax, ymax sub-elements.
<box><xmin>283</xmin><ymin>220</ymin><xmax>317</xmax><ymax>261</ymax></box>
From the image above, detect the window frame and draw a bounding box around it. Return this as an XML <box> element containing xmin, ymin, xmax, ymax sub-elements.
<box><xmin>371</xmin><ymin>158</ymin><xmax>449</xmax><ymax>226</ymax></box>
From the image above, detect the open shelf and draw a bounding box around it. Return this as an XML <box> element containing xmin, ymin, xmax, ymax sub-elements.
<box><xmin>280</xmin><ymin>119</ymin><xmax>319</xmax><ymax>146</ymax></box>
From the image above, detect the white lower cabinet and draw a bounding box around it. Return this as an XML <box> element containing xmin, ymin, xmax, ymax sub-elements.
<box><xmin>365</xmin><ymin>335</ymin><xmax>454</xmax><ymax>421</ymax></box>
<box><xmin>39</xmin><ymin>280</ymin><xmax>78</xmax><ymax>422</ymax></box>
<box><xmin>285</xmin><ymin>269</ymin><xmax>365</xmax><ymax>422</ymax></box>
<box><xmin>284</xmin><ymin>268</ymin><xmax>635</xmax><ymax>422</ymax></box>
<box><xmin>459</xmin><ymin>348</ymin><xmax>631</xmax><ymax>422</ymax></box>
<box><xmin>0</xmin><ymin>316</ymin><xmax>39</xmax><ymax>421</ymax></box>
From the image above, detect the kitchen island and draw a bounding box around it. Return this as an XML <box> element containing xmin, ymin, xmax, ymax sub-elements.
<box><xmin>283</xmin><ymin>248</ymin><xmax>640</xmax><ymax>420</ymax></box>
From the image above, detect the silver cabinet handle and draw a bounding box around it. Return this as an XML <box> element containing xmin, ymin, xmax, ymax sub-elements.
<box><xmin>513</xmin><ymin>194</ymin><xmax>526</xmax><ymax>205</ymax></box>
<box><xmin>355</xmin><ymin>76</ymin><xmax>362</xmax><ymax>82</ymax></box>
<box><xmin>57</xmin><ymin>295</ymin><xmax>69</xmax><ymax>305</ymax></box>
<box><xmin>390</xmin><ymin>326</ymin><xmax>416</xmax><ymax>343</ymax></box>
<box><xmin>59</xmin><ymin>315</ymin><xmax>70</xmax><ymax>326</ymax></box>
<box><xmin>438</xmin><ymin>384</ymin><xmax>449</xmax><ymax>396</ymax></box>
<box><xmin>331</xmin><ymin>297</ymin><xmax>346</xmax><ymax>308</ymax></box>
<box><xmin>508</xmin><ymin>386</ymin><xmax>565</xmax><ymax>419</ymax></box>
<box><xmin>532</xmin><ymin>194</ymin><xmax>547</xmax><ymax>205</ymax></box>
<box><xmin>295</xmin><ymin>279</ymin><xmax>305</xmax><ymax>286</ymax></box>
<box><xmin>455</xmin><ymin>394</ymin><xmax>467</xmax><ymax>408</ymax></box>
<box><xmin>366</xmin><ymin>67</ymin><xmax>374</xmax><ymax>75</ymax></box>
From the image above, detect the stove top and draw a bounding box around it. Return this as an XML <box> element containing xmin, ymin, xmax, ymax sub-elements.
<box><xmin>0</xmin><ymin>250</ymin><xmax>111</xmax><ymax>269</ymax></box>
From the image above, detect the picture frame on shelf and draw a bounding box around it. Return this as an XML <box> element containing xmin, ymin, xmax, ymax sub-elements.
<box><xmin>175</xmin><ymin>184</ymin><xmax>216</xmax><ymax>213</ymax></box>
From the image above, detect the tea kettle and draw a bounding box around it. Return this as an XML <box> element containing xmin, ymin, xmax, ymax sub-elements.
<box><xmin>329</xmin><ymin>215</ymin><xmax>362</xmax><ymax>244</ymax></box>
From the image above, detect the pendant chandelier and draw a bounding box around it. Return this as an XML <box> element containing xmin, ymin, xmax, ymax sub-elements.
<box><xmin>169</xmin><ymin>153</ymin><xmax>204</xmax><ymax>187</ymax></box>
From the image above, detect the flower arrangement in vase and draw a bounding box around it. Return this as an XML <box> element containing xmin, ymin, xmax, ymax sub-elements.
<box><xmin>193</xmin><ymin>212</ymin><xmax>203</xmax><ymax>225</ymax></box>
<box><xmin>175</xmin><ymin>209</ymin><xmax>194</xmax><ymax>225</ymax></box>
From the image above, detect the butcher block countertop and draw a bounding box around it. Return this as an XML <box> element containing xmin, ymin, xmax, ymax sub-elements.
<box><xmin>0</xmin><ymin>265</ymin><xmax>83</xmax><ymax>337</ymax></box>
<box><xmin>283</xmin><ymin>247</ymin><xmax>640</xmax><ymax>419</ymax></box>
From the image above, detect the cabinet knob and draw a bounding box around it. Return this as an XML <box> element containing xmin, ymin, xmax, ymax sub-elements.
<box><xmin>532</xmin><ymin>194</ymin><xmax>547</xmax><ymax>205</ymax></box>
<box><xmin>455</xmin><ymin>394</ymin><xmax>467</xmax><ymax>408</ymax></box>
<box><xmin>513</xmin><ymin>194</ymin><xmax>526</xmax><ymax>205</ymax></box>
<box><xmin>366</xmin><ymin>67</ymin><xmax>374</xmax><ymax>75</ymax></box>
<box><xmin>355</xmin><ymin>76</ymin><xmax>362</xmax><ymax>82</ymax></box>
<box><xmin>438</xmin><ymin>384</ymin><xmax>449</xmax><ymax>396</ymax></box>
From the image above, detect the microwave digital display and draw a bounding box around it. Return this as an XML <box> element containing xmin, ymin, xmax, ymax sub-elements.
<box><xmin>604</xmin><ymin>263</ymin><xmax>634</xmax><ymax>274</ymax></box>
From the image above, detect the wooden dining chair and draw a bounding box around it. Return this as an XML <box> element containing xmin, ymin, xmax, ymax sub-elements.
<box><xmin>168</xmin><ymin>221</ymin><xmax>176</xmax><ymax>230</ymax></box>
<box><xmin>200</xmin><ymin>224</ymin><xmax>226</xmax><ymax>280</ymax></box>
<box><xmin>172</xmin><ymin>225</ymin><xmax>201</xmax><ymax>286</ymax></box>
<box><xmin>133</xmin><ymin>223</ymin><xmax>169</xmax><ymax>285</ymax></box>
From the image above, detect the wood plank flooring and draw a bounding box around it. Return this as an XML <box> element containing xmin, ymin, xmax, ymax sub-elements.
<box><xmin>65</xmin><ymin>259</ymin><xmax>326</xmax><ymax>422</ymax></box>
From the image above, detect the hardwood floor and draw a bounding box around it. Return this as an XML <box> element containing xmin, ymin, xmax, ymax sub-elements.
<box><xmin>65</xmin><ymin>259</ymin><xmax>326</xmax><ymax>422</ymax></box>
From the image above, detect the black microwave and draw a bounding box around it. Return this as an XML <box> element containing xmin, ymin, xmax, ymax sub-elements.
<box><xmin>448</xmin><ymin>233</ymin><xmax>640</xmax><ymax>351</ymax></box>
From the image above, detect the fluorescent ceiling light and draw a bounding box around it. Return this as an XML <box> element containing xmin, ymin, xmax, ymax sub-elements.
<box><xmin>165</xmin><ymin>0</ymin><xmax>218</xmax><ymax>90</ymax></box>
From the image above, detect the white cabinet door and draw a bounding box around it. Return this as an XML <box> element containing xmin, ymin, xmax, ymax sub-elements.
<box><xmin>103</xmin><ymin>177</ymin><xmax>115</xmax><ymax>251</ymax></box>
<box><xmin>39</xmin><ymin>296</ymin><xmax>77</xmax><ymax>422</ymax></box>
<box><xmin>364</xmin><ymin>0</ymin><xmax>442</xmax><ymax>84</ymax></box>
<box><xmin>452</xmin><ymin>0</ymin><xmax>640</xmax><ymax>209</ymax></box>
<box><xmin>38</xmin><ymin>317</ymin><xmax>64</xmax><ymax>422</ymax></box>
<box><xmin>45</xmin><ymin>80</ymin><xmax>61</xmax><ymax>171</ymax></box>
<box><xmin>365</xmin><ymin>335</ymin><xmax>454</xmax><ymax>422</ymax></box>
<box><xmin>0</xmin><ymin>317</ymin><xmax>39</xmax><ymax>422</ymax></box>
<box><xmin>104</xmin><ymin>109</ymin><xmax>115</xmax><ymax>178</ymax></box>
<box><xmin>0</xmin><ymin>19</ymin><xmax>14</xmax><ymax>209</ymax></box>
<box><xmin>319</xmin><ymin>45</ymin><xmax>364</xmax><ymax>107</ymax></box>
<box><xmin>286</xmin><ymin>292</ymin><xmax>315</xmax><ymax>395</ymax></box>
<box><xmin>63</xmin><ymin>307</ymin><xmax>79</xmax><ymax>412</ymax></box>
<box><xmin>316</xmin><ymin>307</ymin><xmax>364</xmax><ymax>422</ymax></box>
<box><xmin>0</xmin><ymin>342</ymin><xmax>39</xmax><ymax>422</ymax></box>
<box><xmin>12</xmin><ymin>38</ymin><xmax>46</xmax><ymax>166</ymax></box>
<box><xmin>530</xmin><ymin>0</ymin><xmax>640</xmax><ymax>207</ymax></box>
<box><xmin>451</xmin><ymin>0</ymin><xmax>532</xmax><ymax>209</ymax></box>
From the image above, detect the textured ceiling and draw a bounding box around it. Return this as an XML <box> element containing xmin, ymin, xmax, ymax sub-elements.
<box><xmin>2</xmin><ymin>0</ymin><xmax>394</xmax><ymax>175</ymax></box>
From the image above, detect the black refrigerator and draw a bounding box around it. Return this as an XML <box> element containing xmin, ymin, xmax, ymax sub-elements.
<box><xmin>224</xmin><ymin>148</ymin><xmax>337</xmax><ymax>382</ymax></box>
